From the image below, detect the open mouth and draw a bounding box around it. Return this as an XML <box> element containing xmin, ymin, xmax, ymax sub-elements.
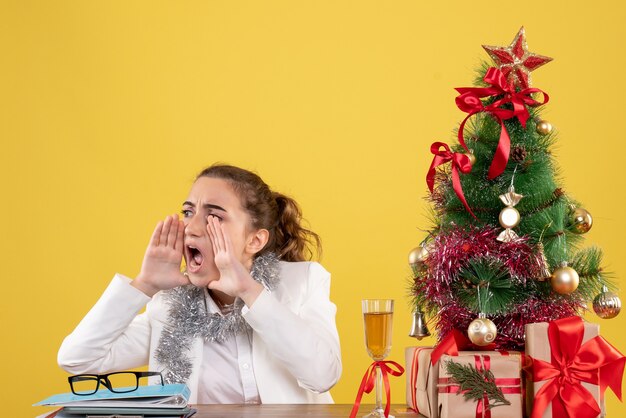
<box><xmin>186</xmin><ymin>245</ymin><xmax>204</xmax><ymax>273</ymax></box>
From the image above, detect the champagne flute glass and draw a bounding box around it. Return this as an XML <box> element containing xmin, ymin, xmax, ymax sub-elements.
<box><xmin>362</xmin><ymin>299</ymin><xmax>394</xmax><ymax>418</ymax></box>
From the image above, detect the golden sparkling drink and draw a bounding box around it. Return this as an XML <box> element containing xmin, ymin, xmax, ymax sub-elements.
<box><xmin>363</xmin><ymin>312</ymin><xmax>393</xmax><ymax>360</ymax></box>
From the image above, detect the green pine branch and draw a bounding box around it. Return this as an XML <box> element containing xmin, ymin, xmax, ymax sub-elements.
<box><xmin>570</xmin><ymin>247</ymin><xmax>616</xmax><ymax>300</ymax></box>
<box><xmin>444</xmin><ymin>360</ymin><xmax>511</xmax><ymax>410</ymax></box>
<box><xmin>454</xmin><ymin>257</ymin><xmax>515</xmax><ymax>314</ymax></box>
<box><xmin>472</xmin><ymin>61</ymin><xmax>491</xmax><ymax>87</ymax></box>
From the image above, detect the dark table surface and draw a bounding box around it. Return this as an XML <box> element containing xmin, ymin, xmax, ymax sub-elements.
<box><xmin>190</xmin><ymin>404</ymin><xmax>421</xmax><ymax>417</ymax></box>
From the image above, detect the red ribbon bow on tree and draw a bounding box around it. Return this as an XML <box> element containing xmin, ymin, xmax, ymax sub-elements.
<box><xmin>426</xmin><ymin>142</ymin><xmax>475</xmax><ymax>218</ymax></box>
<box><xmin>530</xmin><ymin>316</ymin><xmax>626</xmax><ymax>418</ymax></box>
<box><xmin>455</xmin><ymin>67</ymin><xmax>549</xmax><ymax>180</ymax></box>
<box><xmin>349</xmin><ymin>360</ymin><xmax>404</xmax><ymax>418</ymax></box>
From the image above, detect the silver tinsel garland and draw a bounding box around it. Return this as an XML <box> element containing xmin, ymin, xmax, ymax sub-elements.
<box><xmin>154</xmin><ymin>252</ymin><xmax>281</xmax><ymax>384</ymax></box>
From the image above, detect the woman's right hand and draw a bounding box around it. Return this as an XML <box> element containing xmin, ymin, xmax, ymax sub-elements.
<box><xmin>131</xmin><ymin>214</ymin><xmax>190</xmax><ymax>297</ymax></box>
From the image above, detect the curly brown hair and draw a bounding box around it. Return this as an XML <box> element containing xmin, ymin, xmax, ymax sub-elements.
<box><xmin>196</xmin><ymin>164</ymin><xmax>322</xmax><ymax>262</ymax></box>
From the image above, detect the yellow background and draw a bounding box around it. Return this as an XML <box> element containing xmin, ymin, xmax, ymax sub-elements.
<box><xmin>2</xmin><ymin>1</ymin><xmax>625</xmax><ymax>416</ymax></box>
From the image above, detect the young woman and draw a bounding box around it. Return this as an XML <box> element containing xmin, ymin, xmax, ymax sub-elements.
<box><xmin>58</xmin><ymin>164</ymin><xmax>342</xmax><ymax>404</ymax></box>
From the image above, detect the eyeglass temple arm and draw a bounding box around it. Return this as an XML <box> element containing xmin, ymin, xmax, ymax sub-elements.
<box><xmin>137</xmin><ymin>371</ymin><xmax>164</xmax><ymax>385</ymax></box>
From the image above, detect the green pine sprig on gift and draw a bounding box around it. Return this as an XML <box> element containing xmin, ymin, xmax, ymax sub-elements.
<box><xmin>444</xmin><ymin>360</ymin><xmax>511</xmax><ymax>410</ymax></box>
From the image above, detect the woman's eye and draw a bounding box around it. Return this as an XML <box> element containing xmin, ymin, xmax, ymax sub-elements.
<box><xmin>180</xmin><ymin>209</ymin><xmax>193</xmax><ymax>218</ymax></box>
<box><xmin>208</xmin><ymin>214</ymin><xmax>223</xmax><ymax>222</ymax></box>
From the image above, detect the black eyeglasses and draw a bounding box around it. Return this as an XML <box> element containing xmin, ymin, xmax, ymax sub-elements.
<box><xmin>68</xmin><ymin>371</ymin><xmax>164</xmax><ymax>395</ymax></box>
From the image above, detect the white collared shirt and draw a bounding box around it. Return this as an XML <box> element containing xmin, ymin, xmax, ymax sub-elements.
<box><xmin>196</xmin><ymin>289</ymin><xmax>261</xmax><ymax>404</ymax></box>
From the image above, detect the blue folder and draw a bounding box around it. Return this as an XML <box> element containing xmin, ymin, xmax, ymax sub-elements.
<box><xmin>33</xmin><ymin>383</ymin><xmax>190</xmax><ymax>408</ymax></box>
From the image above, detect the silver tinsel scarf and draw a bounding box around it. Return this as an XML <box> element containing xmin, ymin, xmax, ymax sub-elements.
<box><xmin>154</xmin><ymin>252</ymin><xmax>281</xmax><ymax>384</ymax></box>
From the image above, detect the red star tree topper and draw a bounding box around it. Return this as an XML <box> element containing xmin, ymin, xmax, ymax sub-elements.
<box><xmin>482</xmin><ymin>27</ymin><xmax>552</xmax><ymax>89</ymax></box>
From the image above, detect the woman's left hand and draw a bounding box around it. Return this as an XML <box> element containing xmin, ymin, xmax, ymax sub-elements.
<box><xmin>206</xmin><ymin>215</ymin><xmax>264</xmax><ymax>306</ymax></box>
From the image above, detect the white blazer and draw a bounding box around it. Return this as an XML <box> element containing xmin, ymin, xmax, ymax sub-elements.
<box><xmin>58</xmin><ymin>261</ymin><xmax>342</xmax><ymax>404</ymax></box>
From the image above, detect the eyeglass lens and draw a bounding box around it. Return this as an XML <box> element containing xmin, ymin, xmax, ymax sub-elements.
<box><xmin>70</xmin><ymin>375</ymin><xmax>100</xmax><ymax>395</ymax></box>
<box><xmin>106</xmin><ymin>372</ymin><xmax>141</xmax><ymax>393</ymax></box>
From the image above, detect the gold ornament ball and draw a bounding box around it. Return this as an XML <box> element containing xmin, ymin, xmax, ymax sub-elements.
<box><xmin>408</xmin><ymin>245</ymin><xmax>430</xmax><ymax>266</ymax></box>
<box><xmin>536</xmin><ymin>120</ymin><xmax>553</xmax><ymax>135</ymax></box>
<box><xmin>467</xmin><ymin>317</ymin><xmax>498</xmax><ymax>346</ymax></box>
<box><xmin>551</xmin><ymin>265</ymin><xmax>580</xmax><ymax>295</ymax></box>
<box><xmin>593</xmin><ymin>288</ymin><xmax>621</xmax><ymax>319</ymax></box>
<box><xmin>570</xmin><ymin>208</ymin><xmax>593</xmax><ymax>234</ymax></box>
<box><xmin>499</xmin><ymin>207</ymin><xmax>521</xmax><ymax>229</ymax></box>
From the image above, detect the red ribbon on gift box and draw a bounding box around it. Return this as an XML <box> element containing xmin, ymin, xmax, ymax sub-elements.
<box><xmin>455</xmin><ymin>67</ymin><xmax>549</xmax><ymax>180</ymax></box>
<box><xmin>529</xmin><ymin>316</ymin><xmax>626</xmax><ymax>418</ymax></box>
<box><xmin>349</xmin><ymin>360</ymin><xmax>404</xmax><ymax>418</ymax></box>
<box><xmin>409</xmin><ymin>347</ymin><xmax>431</xmax><ymax>413</ymax></box>
<box><xmin>426</xmin><ymin>142</ymin><xmax>475</xmax><ymax>219</ymax></box>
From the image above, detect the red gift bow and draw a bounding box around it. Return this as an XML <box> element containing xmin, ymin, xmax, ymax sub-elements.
<box><xmin>430</xmin><ymin>328</ymin><xmax>497</xmax><ymax>365</ymax></box>
<box><xmin>438</xmin><ymin>355</ymin><xmax>522</xmax><ymax>418</ymax></box>
<box><xmin>349</xmin><ymin>360</ymin><xmax>404</xmax><ymax>418</ymax></box>
<box><xmin>455</xmin><ymin>67</ymin><xmax>549</xmax><ymax>180</ymax></box>
<box><xmin>530</xmin><ymin>316</ymin><xmax>626</xmax><ymax>418</ymax></box>
<box><xmin>426</xmin><ymin>142</ymin><xmax>475</xmax><ymax>219</ymax></box>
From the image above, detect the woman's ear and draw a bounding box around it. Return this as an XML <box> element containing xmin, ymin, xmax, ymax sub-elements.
<box><xmin>246</xmin><ymin>228</ymin><xmax>270</xmax><ymax>255</ymax></box>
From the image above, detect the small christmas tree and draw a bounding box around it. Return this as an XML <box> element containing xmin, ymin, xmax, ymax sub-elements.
<box><xmin>410</xmin><ymin>27</ymin><xmax>621</xmax><ymax>350</ymax></box>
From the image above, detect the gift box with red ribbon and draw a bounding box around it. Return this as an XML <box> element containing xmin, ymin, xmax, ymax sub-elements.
<box><xmin>405</xmin><ymin>347</ymin><xmax>437</xmax><ymax>417</ymax></box>
<box><xmin>437</xmin><ymin>353</ymin><xmax>523</xmax><ymax>418</ymax></box>
<box><xmin>406</xmin><ymin>336</ymin><xmax>522</xmax><ymax>418</ymax></box>
<box><xmin>525</xmin><ymin>316</ymin><xmax>625</xmax><ymax>418</ymax></box>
